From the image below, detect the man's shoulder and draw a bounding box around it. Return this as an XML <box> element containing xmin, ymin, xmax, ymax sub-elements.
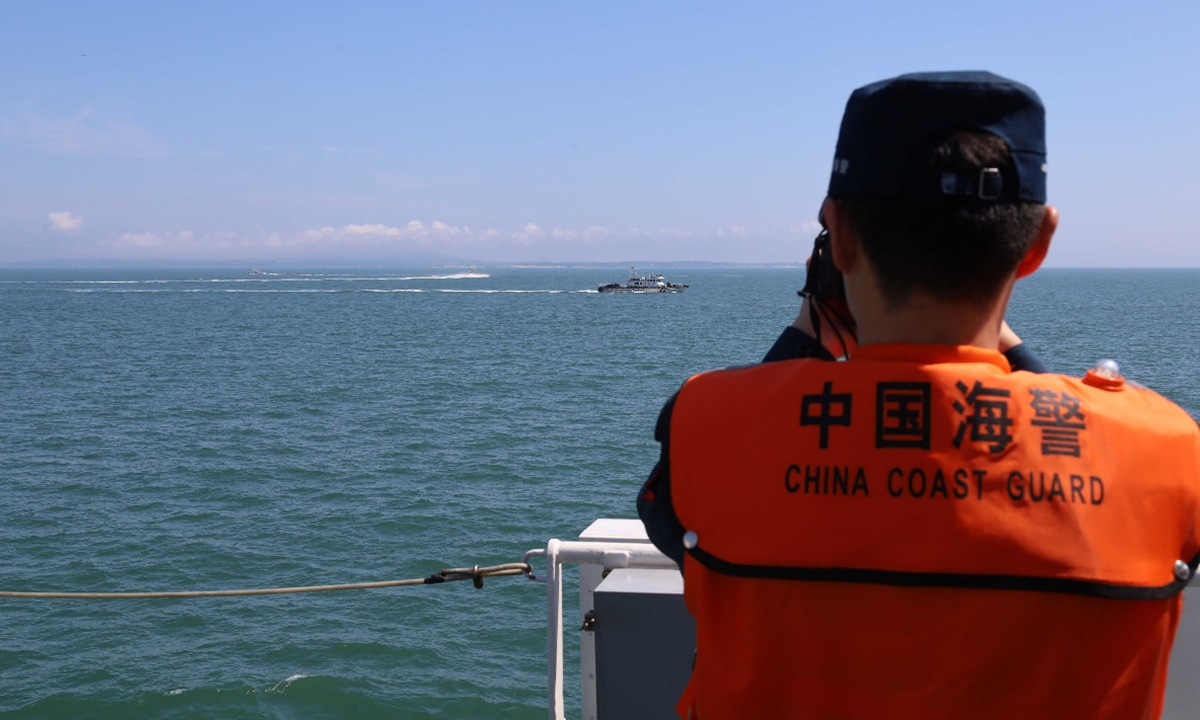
<box><xmin>684</xmin><ymin>357</ymin><xmax>830</xmax><ymax>386</ymax></box>
<box><xmin>1069</xmin><ymin>376</ymin><xmax>1199</xmax><ymax>437</ymax></box>
<box><xmin>670</xmin><ymin>359</ymin><xmax>845</xmax><ymax>422</ymax></box>
<box><xmin>991</xmin><ymin>370</ymin><xmax>1200</xmax><ymax>444</ymax></box>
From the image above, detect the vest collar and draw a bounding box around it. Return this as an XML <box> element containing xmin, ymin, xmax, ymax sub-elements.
<box><xmin>851</xmin><ymin>344</ymin><xmax>1011</xmax><ymax>373</ymax></box>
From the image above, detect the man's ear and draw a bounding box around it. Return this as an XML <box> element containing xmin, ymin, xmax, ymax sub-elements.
<box><xmin>1016</xmin><ymin>205</ymin><xmax>1058</xmax><ymax>279</ymax></box>
<box><xmin>822</xmin><ymin>197</ymin><xmax>857</xmax><ymax>273</ymax></box>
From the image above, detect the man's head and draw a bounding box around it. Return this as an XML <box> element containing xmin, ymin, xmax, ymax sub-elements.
<box><xmin>824</xmin><ymin>71</ymin><xmax>1053</xmax><ymax>308</ymax></box>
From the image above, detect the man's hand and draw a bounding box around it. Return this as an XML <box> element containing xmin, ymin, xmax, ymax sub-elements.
<box><xmin>791</xmin><ymin>295</ymin><xmax>857</xmax><ymax>359</ymax></box>
<box><xmin>998</xmin><ymin>321</ymin><xmax>1022</xmax><ymax>352</ymax></box>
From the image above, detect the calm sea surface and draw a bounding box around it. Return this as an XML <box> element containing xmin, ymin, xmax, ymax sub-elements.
<box><xmin>1</xmin><ymin>267</ymin><xmax>1197</xmax><ymax>718</ymax></box>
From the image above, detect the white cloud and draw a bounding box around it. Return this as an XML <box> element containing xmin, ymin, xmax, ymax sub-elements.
<box><xmin>344</xmin><ymin>223</ymin><xmax>404</xmax><ymax>237</ymax></box>
<box><xmin>294</xmin><ymin>227</ymin><xmax>336</xmax><ymax>243</ymax></box>
<box><xmin>511</xmin><ymin>223</ymin><xmax>545</xmax><ymax>244</ymax></box>
<box><xmin>548</xmin><ymin>225</ymin><xmax>613</xmax><ymax>244</ymax></box>
<box><xmin>279</xmin><ymin>220</ymin><xmax>489</xmax><ymax>249</ymax></box>
<box><xmin>278</xmin><ymin>220</ymin><xmax>619</xmax><ymax>251</ymax></box>
<box><xmin>75</xmin><ymin>219</ymin><xmax>805</xmax><ymax>261</ymax></box>
<box><xmin>627</xmin><ymin>226</ymin><xmax>693</xmax><ymax>238</ymax></box>
<box><xmin>48</xmin><ymin>211</ymin><xmax>83</xmax><ymax>231</ymax></box>
<box><xmin>205</xmin><ymin>231</ymin><xmax>239</xmax><ymax>247</ymax></box>
<box><xmin>583</xmin><ymin>226</ymin><xmax>611</xmax><ymax>242</ymax></box>
<box><xmin>113</xmin><ymin>230</ymin><xmax>196</xmax><ymax>248</ymax></box>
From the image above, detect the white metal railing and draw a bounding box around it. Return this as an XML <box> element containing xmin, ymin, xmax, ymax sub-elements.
<box><xmin>524</xmin><ymin>537</ymin><xmax>676</xmax><ymax>720</ymax></box>
<box><xmin>525</xmin><ymin>527</ymin><xmax>1200</xmax><ymax>720</ymax></box>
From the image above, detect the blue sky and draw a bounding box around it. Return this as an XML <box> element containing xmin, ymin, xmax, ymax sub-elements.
<box><xmin>1</xmin><ymin>1</ymin><xmax>1197</xmax><ymax>266</ymax></box>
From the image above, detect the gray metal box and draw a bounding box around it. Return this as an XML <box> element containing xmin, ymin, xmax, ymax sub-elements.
<box><xmin>593</xmin><ymin>568</ymin><xmax>695</xmax><ymax>720</ymax></box>
<box><xmin>1164</xmin><ymin>585</ymin><xmax>1199</xmax><ymax>719</ymax></box>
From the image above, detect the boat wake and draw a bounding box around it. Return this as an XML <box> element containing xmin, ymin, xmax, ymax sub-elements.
<box><xmin>68</xmin><ymin>287</ymin><xmax>569</xmax><ymax>294</ymax></box>
<box><xmin>396</xmin><ymin>273</ymin><xmax>491</xmax><ymax>280</ymax></box>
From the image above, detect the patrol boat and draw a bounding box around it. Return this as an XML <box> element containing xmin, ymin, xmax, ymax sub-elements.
<box><xmin>597</xmin><ymin>267</ymin><xmax>688</xmax><ymax>294</ymax></box>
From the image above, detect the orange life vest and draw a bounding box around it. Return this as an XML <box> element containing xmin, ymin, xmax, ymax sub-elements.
<box><xmin>669</xmin><ymin>344</ymin><xmax>1200</xmax><ymax>720</ymax></box>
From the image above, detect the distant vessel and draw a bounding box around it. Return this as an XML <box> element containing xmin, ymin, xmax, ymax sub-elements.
<box><xmin>597</xmin><ymin>267</ymin><xmax>688</xmax><ymax>294</ymax></box>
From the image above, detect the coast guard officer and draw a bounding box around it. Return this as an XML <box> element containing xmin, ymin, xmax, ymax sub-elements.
<box><xmin>638</xmin><ymin>71</ymin><xmax>1200</xmax><ymax>719</ymax></box>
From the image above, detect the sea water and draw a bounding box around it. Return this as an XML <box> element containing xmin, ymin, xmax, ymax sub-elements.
<box><xmin>1</xmin><ymin>268</ymin><xmax>1197</xmax><ymax>719</ymax></box>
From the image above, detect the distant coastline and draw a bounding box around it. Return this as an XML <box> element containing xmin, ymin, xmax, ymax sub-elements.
<box><xmin>5</xmin><ymin>259</ymin><xmax>1193</xmax><ymax>272</ymax></box>
<box><xmin>1</xmin><ymin>258</ymin><xmax>810</xmax><ymax>271</ymax></box>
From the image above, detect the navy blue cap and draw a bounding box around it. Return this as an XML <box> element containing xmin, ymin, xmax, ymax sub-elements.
<box><xmin>827</xmin><ymin>71</ymin><xmax>1047</xmax><ymax>202</ymax></box>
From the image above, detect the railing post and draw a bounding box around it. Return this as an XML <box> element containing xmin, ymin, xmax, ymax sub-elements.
<box><xmin>541</xmin><ymin>533</ymin><xmax>676</xmax><ymax>720</ymax></box>
<box><xmin>546</xmin><ymin>539</ymin><xmax>565</xmax><ymax>720</ymax></box>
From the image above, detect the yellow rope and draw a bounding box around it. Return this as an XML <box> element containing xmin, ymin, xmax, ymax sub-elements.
<box><xmin>0</xmin><ymin>562</ymin><xmax>532</xmax><ymax>599</ymax></box>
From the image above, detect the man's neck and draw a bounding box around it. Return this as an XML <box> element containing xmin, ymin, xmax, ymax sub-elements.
<box><xmin>854</xmin><ymin>292</ymin><xmax>1006</xmax><ymax>350</ymax></box>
